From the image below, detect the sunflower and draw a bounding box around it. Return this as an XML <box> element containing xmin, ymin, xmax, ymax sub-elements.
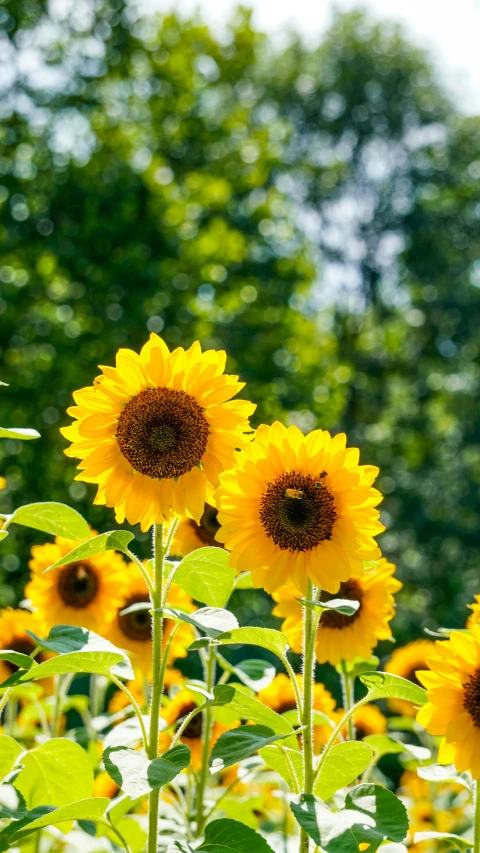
<box><xmin>216</xmin><ymin>422</ymin><xmax>384</xmax><ymax>594</ymax></box>
<box><xmin>25</xmin><ymin>535</ymin><xmax>128</xmax><ymax>635</ymax></box>
<box><xmin>170</xmin><ymin>504</ymin><xmax>223</xmax><ymax>558</ymax></box>
<box><xmin>272</xmin><ymin>558</ymin><xmax>401</xmax><ymax>666</ymax></box>
<box><xmin>0</xmin><ymin>608</ymin><xmax>52</xmax><ymax>691</ymax></box>
<box><xmin>467</xmin><ymin>594</ymin><xmax>480</xmax><ymax>629</ymax></box>
<box><xmin>61</xmin><ymin>335</ymin><xmax>255</xmax><ymax>532</ymax></box>
<box><xmin>93</xmin><ymin>771</ymin><xmax>120</xmax><ymax>800</ymax></box>
<box><xmin>159</xmin><ymin>687</ymin><xmax>229</xmax><ymax>770</ymax></box>
<box><xmin>385</xmin><ymin>639</ymin><xmax>437</xmax><ymax>716</ymax></box>
<box><xmin>351</xmin><ymin>704</ymin><xmax>387</xmax><ymax>739</ymax></box>
<box><xmin>257</xmin><ymin>672</ymin><xmax>337</xmax><ymax>749</ymax></box>
<box><xmin>105</xmin><ymin>565</ymin><xmax>195</xmax><ymax>674</ymax></box>
<box><xmin>416</xmin><ymin>629</ymin><xmax>480</xmax><ymax>777</ymax></box>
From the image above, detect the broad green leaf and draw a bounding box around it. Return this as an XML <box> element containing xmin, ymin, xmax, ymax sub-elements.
<box><xmin>315</xmin><ymin>741</ymin><xmax>373</xmax><ymax>800</ymax></box>
<box><xmin>360</xmin><ymin>672</ymin><xmax>427</xmax><ymax>706</ymax></box>
<box><xmin>168</xmin><ymin>818</ymin><xmax>274</xmax><ymax>853</ymax></box>
<box><xmin>413</xmin><ymin>831</ymin><xmax>472</xmax><ymax>848</ymax></box>
<box><xmin>9</xmin><ymin>502</ymin><xmax>89</xmax><ymax>539</ymax></box>
<box><xmin>335</xmin><ymin>657</ymin><xmax>380</xmax><ymax>679</ymax></box>
<box><xmin>232</xmin><ymin>659</ymin><xmax>276</xmax><ymax>692</ymax></box>
<box><xmin>210</xmin><ymin>724</ymin><xmax>295</xmax><ymax>771</ymax></box>
<box><xmin>260</xmin><ymin>744</ymin><xmax>304</xmax><ymax>789</ymax></box>
<box><xmin>364</xmin><ymin>735</ymin><xmax>431</xmax><ymax>762</ymax></box>
<box><xmin>26</xmin><ymin>625</ymin><xmax>134</xmax><ymax>680</ymax></box>
<box><xmin>213</xmin><ymin>684</ymin><xmax>294</xmax><ymax>734</ymax></box>
<box><xmin>0</xmin><ymin>531</ymin><xmax>8</xmax><ymax>542</ymax></box>
<box><xmin>290</xmin><ymin>794</ymin><xmax>379</xmax><ymax>853</ymax></box>
<box><xmin>215</xmin><ymin>627</ymin><xmax>289</xmax><ymax>661</ymax></box>
<box><xmin>174</xmin><ymin>547</ymin><xmax>235</xmax><ymax>607</ymax></box>
<box><xmin>160</xmin><ymin>606</ymin><xmax>239</xmax><ymax>637</ymax></box>
<box><xmin>0</xmin><ymin>427</ymin><xmax>40</xmax><ymax>440</ymax></box>
<box><xmin>0</xmin><ymin>650</ymin><xmax>37</xmax><ymax>671</ymax></box>
<box><xmin>44</xmin><ymin>530</ymin><xmax>135</xmax><ymax>571</ymax></box>
<box><xmin>417</xmin><ymin>763</ymin><xmax>471</xmax><ymax>790</ymax></box>
<box><xmin>0</xmin><ymin>735</ymin><xmax>23</xmax><ymax>782</ymax></box>
<box><xmin>9</xmin><ymin>650</ymin><xmax>132</xmax><ymax>684</ymax></box>
<box><xmin>0</xmin><ymin>798</ymin><xmax>110</xmax><ymax>850</ymax></box>
<box><xmin>103</xmin><ymin>744</ymin><xmax>190</xmax><ymax>798</ymax></box>
<box><xmin>345</xmin><ymin>784</ymin><xmax>408</xmax><ymax>843</ymax></box>
<box><xmin>14</xmin><ymin>739</ymin><xmax>94</xmax><ymax>808</ymax></box>
<box><xmin>300</xmin><ymin>598</ymin><xmax>360</xmax><ymax>617</ymax></box>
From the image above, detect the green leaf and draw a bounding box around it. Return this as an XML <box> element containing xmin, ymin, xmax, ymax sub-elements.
<box><xmin>417</xmin><ymin>764</ymin><xmax>472</xmax><ymax>790</ymax></box>
<box><xmin>335</xmin><ymin>657</ymin><xmax>380</xmax><ymax>679</ymax></box>
<box><xmin>103</xmin><ymin>744</ymin><xmax>190</xmax><ymax>798</ymax></box>
<box><xmin>290</xmin><ymin>794</ymin><xmax>378</xmax><ymax>853</ymax></box>
<box><xmin>14</xmin><ymin>738</ymin><xmax>94</xmax><ymax>808</ymax></box>
<box><xmin>0</xmin><ymin>427</ymin><xmax>40</xmax><ymax>440</ymax></box>
<box><xmin>214</xmin><ymin>627</ymin><xmax>289</xmax><ymax>661</ymax></box>
<box><xmin>210</xmin><ymin>724</ymin><xmax>295</xmax><ymax>771</ymax></box>
<box><xmin>168</xmin><ymin>818</ymin><xmax>274</xmax><ymax>853</ymax></box>
<box><xmin>345</xmin><ymin>784</ymin><xmax>409</xmax><ymax>843</ymax></box>
<box><xmin>213</xmin><ymin>684</ymin><xmax>294</xmax><ymax>734</ymax></box>
<box><xmin>260</xmin><ymin>743</ymin><xmax>304</xmax><ymax>789</ymax></box>
<box><xmin>0</xmin><ymin>650</ymin><xmax>37</xmax><ymax>671</ymax></box>
<box><xmin>160</xmin><ymin>606</ymin><xmax>239</xmax><ymax>638</ymax></box>
<box><xmin>234</xmin><ymin>572</ymin><xmax>254</xmax><ymax>590</ymax></box>
<box><xmin>315</xmin><ymin>741</ymin><xmax>373</xmax><ymax>800</ymax></box>
<box><xmin>0</xmin><ymin>798</ymin><xmax>110</xmax><ymax>850</ymax></box>
<box><xmin>232</xmin><ymin>659</ymin><xmax>276</xmax><ymax>692</ymax></box>
<box><xmin>174</xmin><ymin>547</ymin><xmax>235</xmax><ymax>607</ymax></box>
<box><xmin>8</xmin><ymin>650</ymin><xmax>133</xmax><ymax>684</ymax></box>
<box><xmin>0</xmin><ymin>531</ymin><xmax>8</xmax><ymax>542</ymax></box>
<box><xmin>364</xmin><ymin>735</ymin><xmax>431</xmax><ymax>762</ymax></box>
<box><xmin>360</xmin><ymin>672</ymin><xmax>427</xmax><ymax>706</ymax></box>
<box><xmin>9</xmin><ymin>502</ymin><xmax>90</xmax><ymax>539</ymax></box>
<box><xmin>25</xmin><ymin>625</ymin><xmax>134</xmax><ymax>679</ymax></box>
<box><xmin>0</xmin><ymin>735</ymin><xmax>23</xmax><ymax>782</ymax></box>
<box><xmin>44</xmin><ymin>530</ymin><xmax>135</xmax><ymax>571</ymax></box>
<box><xmin>413</xmin><ymin>832</ymin><xmax>472</xmax><ymax>849</ymax></box>
<box><xmin>300</xmin><ymin>598</ymin><xmax>360</xmax><ymax>617</ymax></box>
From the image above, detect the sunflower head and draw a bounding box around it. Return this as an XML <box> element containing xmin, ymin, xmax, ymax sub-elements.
<box><xmin>25</xmin><ymin>535</ymin><xmax>128</xmax><ymax>635</ymax></box>
<box><xmin>61</xmin><ymin>336</ymin><xmax>255</xmax><ymax>531</ymax></box>
<box><xmin>385</xmin><ymin>639</ymin><xmax>436</xmax><ymax>716</ymax></box>
<box><xmin>467</xmin><ymin>594</ymin><xmax>480</xmax><ymax>629</ymax></box>
<box><xmin>170</xmin><ymin>504</ymin><xmax>223</xmax><ymax>559</ymax></box>
<box><xmin>352</xmin><ymin>704</ymin><xmax>387</xmax><ymax>739</ymax></box>
<box><xmin>216</xmin><ymin>422</ymin><xmax>384</xmax><ymax>594</ymax></box>
<box><xmin>0</xmin><ymin>608</ymin><xmax>52</xmax><ymax>692</ymax></box>
<box><xmin>416</xmin><ymin>628</ymin><xmax>480</xmax><ymax>778</ymax></box>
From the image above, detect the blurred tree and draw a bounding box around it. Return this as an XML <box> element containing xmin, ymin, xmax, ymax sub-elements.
<box><xmin>0</xmin><ymin>3</ymin><xmax>479</xmax><ymax>643</ymax></box>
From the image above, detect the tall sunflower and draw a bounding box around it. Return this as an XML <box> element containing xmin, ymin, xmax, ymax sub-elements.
<box><xmin>170</xmin><ymin>504</ymin><xmax>223</xmax><ymax>558</ymax></box>
<box><xmin>416</xmin><ymin>629</ymin><xmax>480</xmax><ymax>777</ymax></box>
<box><xmin>216</xmin><ymin>422</ymin><xmax>384</xmax><ymax>593</ymax></box>
<box><xmin>0</xmin><ymin>608</ymin><xmax>51</xmax><ymax>690</ymax></box>
<box><xmin>272</xmin><ymin>558</ymin><xmax>401</xmax><ymax>666</ymax></box>
<box><xmin>105</xmin><ymin>566</ymin><xmax>195</xmax><ymax>674</ymax></box>
<box><xmin>25</xmin><ymin>535</ymin><xmax>128</xmax><ymax>635</ymax></box>
<box><xmin>385</xmin><ymin>639</ymin><xmax>436</xmax><ymax>716</ymax></box>
<box><xmin>61</xmin><ymin>335</ymin><xmax>255</xmax><ymax>531</ymax></box>
<box><xmin>257</xmin><ymin>673</ymin><xmax>337</xmax><ymax>749</ymax></box>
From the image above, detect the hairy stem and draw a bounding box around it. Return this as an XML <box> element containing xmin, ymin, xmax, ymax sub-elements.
<box><xmin>195</xmin><ymin>643</ymin><xmax>216</xmax><ymax>838</ymax></box>
<box><xmin>147</xmin><ymin>522</ymin><xmax>165</xmax><ymax>853</ymax></box>
<box><xmin>475</xmin><ymin>778</ymin><xmax>480</xmax><ymax>853</ymax></box>
<box><xmin>340</xmin><ymin>663</ymin><xmax>355</xmax><ymax>741</ymax></box>
<box><xmin>300</xmin><ymin>579</ymin><xmax>316</xmax><ymax>853</ymax></box>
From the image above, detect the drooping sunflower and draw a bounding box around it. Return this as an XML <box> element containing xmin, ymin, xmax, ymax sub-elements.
<box><xmin>170</xmin><ymin>504</ymin><xmax>223</xmax><ymax>558</ymax></box>
<box><xmin>0</xmin><ymin>608</ymin><xmax>51</xmax><ymax>691</ymax></box>
<box><xmin>416</xmin><ymin>629</ymin><xmax>480</xmax><ymax>777</ymax></box>
<box><xmin>25</xmin><ymin>535</ymin><xmax>128</xmax><ymax>635</ymax></box>
<box><xmin>61</xmin><ymin>335</ymin><xmax>255</xmax><ymax>531</ymax></box>
<box><xmin>257</xmin><ymin>672</ymin><xmax>337</xmax><ymax>749</ymax></box>
<box><xmin>272</xmin><ymin>558</ymin><xmax>401</xmax><ymax>666</ymax></box>
<box><xmin>159</xmin><ymin>687</ymin><xmax>230</xmax><ymax>769</ymax></box>
<box><xmin>385</xmin><ymin>639</ymin><xmax>437</xmax><ymax>716</ymax></box>
<box><xmin>216</xmin><ymin>422</ymin><xmax>384</xmax><ymax>594</ymax></box>
<box><xmin>105</xmin><ymin>566</ymin><xmax>195</xmax><ymax>674</ymax></box>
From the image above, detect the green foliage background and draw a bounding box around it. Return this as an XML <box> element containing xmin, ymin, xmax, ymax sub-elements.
<box><xmin>0</xmin><ymin>1</ymin><xmax>479</xmax><ymax>643</ymax></box>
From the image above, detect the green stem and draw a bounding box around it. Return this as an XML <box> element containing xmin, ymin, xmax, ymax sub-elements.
<box><xmin>126</xmin><ymin>548</ymin><xmax>155</xmax><ymax>598</ymax></box>
<box><xmin>110</xmin><ymin>675</ymin><xmax>149</xmax><ymax>750</ymax></box>
<box><xmin>195</xmin><ymin>643</ymin><xmax>216</xmax><ymax>838</ymax></box>
<box><xmin>300</xmin><ymin>579</ymin><xmax>316</xmax><ymax>853</ymax></box>
<box><xmin>162</xmin><ymin>517</ymin><xmax>181</xmax><ymax>606</ymax></box>
<box><xmin>0</xmin><ymin>687</ymin><xmax>12</xmax><ymax>718</ymax></box>
<box><xmin>474</xmin><ymin>779</ymin><xmax>480</xmax><ymax>853</ymax></box>
<box><xmin>157</xmin><ymin>622</ymin><xmax>181</xmax><ymax>694</ymax></box>
<box><xmin>313</xmin><ymin>694</ymin><xmax>371</xmax><ymax>783</ymax></box>
<box><xmin>147</xmin><ymin>522</ymin><xmax>165</xmax><ymax>853</ymax></box>
<box><xmin>6</xmin><ymin>696</ymin><xmax>17</xmax><ymax>737</ymax></box>
<box><xmin>170</xmin><ymin>704</ymin><xmax>204</xmax><ymax>749</ymax></box>
<box><xmin>33</xmin><ymin>829</ymin><xmax>41</xmax><ymax>853</ymax></box>
<box><xmin>52</xmin><ymin>673</ymin><xmax>74</xmax><ymax>738</ymax></box>
<box><xmin>283</xmin><ymin>654</ymin><xmax>304</xmax><ymax>719</ymax></box>
<box><xmin>340</xmin><ymin>664</ymin><xmax>355</xmax><ymax>741</ymax></box>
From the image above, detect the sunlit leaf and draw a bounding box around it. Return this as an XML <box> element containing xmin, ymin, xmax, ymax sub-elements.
<box><xmin>0</xmin><ymin>427</ymin><xmax>40</xmax><ymax>440</ymax></box>
<box><xmin>315</xmin><ymin>741</ymin><xmax>373</xmax><ymax>799</ymax></box>
<box><xmin>0</xmin><ymin>735</ymin><xmax>23</xmax><ymax>782</ymax></box>
<box><xmin>103</xmin><ymin>744</ymin><xmax>190</xmax><ymax>798</ymax></box>
<box><xmin>168</xmin><ymin>818</ymin><xmax>274</xmax><ymax>853</ymax></box>
<box><xmin>210</xmin><ymin>724</ymin><xmax>295</xmax><ymax>771</ymax></box>
<box><xmin>360</xmin><ymin>672</ymin><xmax>427</xmax><ymax>706</ymax></box>
<box><xmin>174</xmin><ymin>547</ymin><xmax>235</xmax><ymax>607</ymax></box>
<box><xmin>14</xmin><ymin>739</ymin><xmax>94</xmax><ymax>808</ymax></box>
<box><xmin>44</xmin><ymin>531</ymin><xmax>135</xmax><ymax>572</ymax></box>
<box><xmin>214</xmin><ymin>627</ymin><xmax>289</xmax><ymax>661</ymax></box>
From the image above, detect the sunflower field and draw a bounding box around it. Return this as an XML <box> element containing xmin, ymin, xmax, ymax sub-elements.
<box><xmin>1</xmin><ymin>2</ymin><xmax>480</xmax><ymax>852</ymax></box>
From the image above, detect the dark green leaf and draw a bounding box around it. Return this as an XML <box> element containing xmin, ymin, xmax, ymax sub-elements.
<box><xmin>345</xmin><ymin>784</ymin><xmax>408</xmax><ymax>843</ymax></box>
<box><xmin>168</xmin><ymin>818</ymin><xmax>274</xmax><ymax>853</ymax></box>
<box><xmin>210</xmin><ymin>724</ymin><xmax>295</xmax><ymax>771</ymax></box>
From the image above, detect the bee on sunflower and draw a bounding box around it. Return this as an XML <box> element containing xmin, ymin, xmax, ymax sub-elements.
<box><xmin>272</xmin><ymin>558</ymin><xmax>401</xmax><ymax>666</ymax></box>
<box><xmin>215</xmin><ymin>422</ymin><xmax>384</xmax><ymax>594</ymax></box>
<box><xmin>416</xmin><ymin>628</ymin><xmax>480</xmax><ymax>777</ymax></box>
<box><xmin>105</xmin><ymin>565</ymin><xmax>195</xmax><ymax>675</ymax></box>
<box><xmin>0</xmin><ymin>608</ymin><xmax>51</xmax><ymax>688</ymax></box>
<box><xmin>385</xmin><ymin>639</ymin><xmax>436</xmax><ymax>716</ymax></box>
<box><xmin>61</xmin><ymin>335</ymin><xmax>255</xmax><ymax>531</ymax></box>
<box><xmin>25</xmin><ymin>535</ymin><xmax>128</xmax><ymax>635</ymax></box>
<box><xmin>257</xmin><ymin>672</ymin><xmax>337</xmax><ymax>748</ymax></box>
<box><xmin>170</xmin><ymin>504</ymin><xmax>223</xmax><ymax>558</ymax></box>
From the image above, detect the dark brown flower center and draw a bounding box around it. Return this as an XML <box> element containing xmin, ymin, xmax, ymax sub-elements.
<box><xmin>4</xmin><ymin>637</ymin><xmax>37</xmax><ymax>674</ymax></box>
<box><xmin>190</xmin><ymin>504</ymin><xmax>222</xmax><ymax>548</ymax></box>
<box><xmin>320</xmin><ymin>579</ymin><xmax>364</xmax><ymax>630</ymax></box>
<box><xmin>118</xmin><ymin>593</ymin><xmax>151</xmax><ymax>642</ymax></box>
<box><xmin>463</xmin><ymin>667</ymin><xmax>480</xmax><ymax>728</ymax></box>
<box><xmin>178</xmin><ymin>701</ymin><xmax>203</xmax><ymax>739</ymax></box>
<box><xmin>276</xmin><ymin>698</ymin><xmax>298</xmax><ymax>715</ymax></box>
<box><xmin>259</xmin><ymin>472</ymin><xmax>337</xmax><ymax>552</ymax></box>
<box><xmin>57</xmin><ymin>562</ymin><xmax>99</xmax><ymax>609</ymax></box>
<box><xmin>116</xmin><ymin>388</ymin><xmax>210</xmax><ymax>480</ymax></box>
